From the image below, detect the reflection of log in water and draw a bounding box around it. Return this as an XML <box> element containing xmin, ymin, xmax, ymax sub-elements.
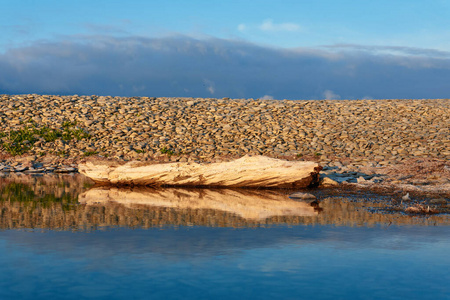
<box><xmin>79</xmin><ymin>187</ymin><xmax>318</xmax><ymax>220</ymax></box>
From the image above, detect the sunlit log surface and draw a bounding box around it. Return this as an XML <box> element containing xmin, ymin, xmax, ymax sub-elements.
<box><xmin>79</xmin><ymin>155</ymin><xmax>322</xmax><ymax>188</ymax></box>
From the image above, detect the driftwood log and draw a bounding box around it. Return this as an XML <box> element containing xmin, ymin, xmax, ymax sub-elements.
<box><xmin>79</xmin><ymin>187</ymin><xmax>319</xmax><ymax>220</ymax></box>
<box><xmin>79</xmin><ymin>155</ymin><xmax>322</xmax><ymax>188</ymax></box>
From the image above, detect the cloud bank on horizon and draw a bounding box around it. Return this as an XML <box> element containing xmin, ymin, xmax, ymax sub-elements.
<box><xmin>1</xmin><ymin>35</ymin><xmax>449</xmax><ymax>100</ymax></box>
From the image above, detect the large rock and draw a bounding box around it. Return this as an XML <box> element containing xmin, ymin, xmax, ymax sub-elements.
<box><xmin>78</xmin><ymin>187</ymin><xmax>319</xmax><ymax>220</ymax></box>
<box><xmin>79</xmin><ymin>155</ymin><xmax>322</xmax><ymax>188</ymax></box>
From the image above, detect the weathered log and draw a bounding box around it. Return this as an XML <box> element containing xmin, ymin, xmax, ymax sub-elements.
<box><xmin>78</xmin><ymin>155</ymin><xmax>322</xmax><ymax>188</ymax></box>
<box><xmin>78</xmin><ymin>187</ymin><xmax>319</xmax><ymax>220</ymax></box>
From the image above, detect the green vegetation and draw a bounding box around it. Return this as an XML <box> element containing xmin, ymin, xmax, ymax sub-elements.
<box><xmin>83</xmin><ymin>150</ymin><xmax>98</xmax><ymax>157</ymax></box>
<box><xmin>57</xmin><ymin>150</ymin><xmax>68</xmax><ymax>157</ymax></box>
<box><xmin>0</xmin><ymin>127</ymin><xmax>36</xmax><ymax>155</ymax></box>
<box><xmin>0</xmin><ymin>120</ymin><xmax>91</xmax><ymax>156</ymax></box>
<box><xmin>38</xmin><ymin>126</ymin><xmax>61</xmax><ymax>142</ymax></box>
<box><xmin>160</xmin><ymin>147</ymin><xmax>174</xmax><ymax>155</ymax></box>
<box><xmin>61</xmin><ymin>120</ymin><xmax>91</xmax><ymax>140</ymax></box>
<box><xmin>314</xmin><ymin>152</ymin><xmax>322</xmax><ymax>157</ymax></box>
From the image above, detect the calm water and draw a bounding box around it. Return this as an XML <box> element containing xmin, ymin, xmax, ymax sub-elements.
<box><xmin>0</xmin><ymin>174</ymin><xmax>449</xmax><ymax>300</ymax></box>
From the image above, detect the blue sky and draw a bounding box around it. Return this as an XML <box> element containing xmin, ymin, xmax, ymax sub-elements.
<box><xmin>1</xmin><ymin>0</ymin><xmax>450</xmax><ymax>99</ymax></box>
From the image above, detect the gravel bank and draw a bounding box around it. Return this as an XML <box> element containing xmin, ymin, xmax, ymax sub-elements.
<box><xmin>1</xmin><ymin>94</ymin><xmax>448</xmax><ymax>163</ymax></box>
<box><xmin>0</xmin><ymin>95</ymin><xmax>449</xmax><ymax>191</ymax></box>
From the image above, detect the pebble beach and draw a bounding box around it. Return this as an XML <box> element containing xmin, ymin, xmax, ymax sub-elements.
<box><xmin>0</xmin><ymin>94</ymin><xmax>449</xmax><ymax>194</ymax></box>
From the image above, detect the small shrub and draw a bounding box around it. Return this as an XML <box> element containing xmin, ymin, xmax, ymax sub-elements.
<box><xmin>83</xmin><ymin>150</ymin><xmax>98</xmax><ymax>157</ymax></box>
<box><xmin>37</xmin><ymin>127</ymin><xmax>62</xmax><ymax>142</ymax></box>
<box><xmin>160</xmin><ymin>147</ymin><xmax>174</xmax><ymax>155</ymax></box>
<box><xmin>61</xmin><ymin>125</ymin><xmax>90</xmax><ymax>141</ymax></box>
<box><xmin>0</xmin><ymin>127</ymin><xmax>37</xmax><ymax>155</ymax></box>
<box><xmin>71</xmin><ymin>128</ymin><xmax>91</xmax><ymax>140</ymax></box>
<box><xmin>62</xmin><ymin>120</ymin><xmax>77</xmax><ymax>128</ymax></box>
<box><xmin>0</xmin><ymin>122</ymin><xmax>91</xmax><ymax>156</ymax></box>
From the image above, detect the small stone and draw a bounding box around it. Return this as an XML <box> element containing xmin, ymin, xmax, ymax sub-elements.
<box><xmin>402</xmin><ymin>193</ymin><xmax>411</xmax><ymax>201</ymax></box>
<box><xmin>14</xmin><ymin>166</ymin><xmax>28</xmax><ymax>172</ymax></box>
<box><xmin>429</xmin><ymin>198</ymin><xmax>447</xmax><ymax>205</ymax></box>
<box><xmin>398</xmin><ymin>175</ymin><xmax>414</xmax><ymax>180</ymax></box>
<box><xmin>357</xmin><ymin>176</ymin><xmax>367</xmax><ymax>183</ymax></box>
<box><xmin>320</xmin><ymin>177</ymin><xmax>339</xmax><ymax>187</ymax></box>
<box><xmin>55</xmin><ymin>167</ymin><xmax>77</xmax><ymax>173</ymax></box>
<box><xmin>289</xmin><ymin>192</ymin><xmax>316</xmax><ymax>200</ymax></box>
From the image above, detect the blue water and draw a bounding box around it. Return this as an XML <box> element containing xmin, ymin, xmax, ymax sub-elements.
<box><xmin>1</xmin><ymin>225</ymin><xmax>449</xmax><ymax>300</ymax></box>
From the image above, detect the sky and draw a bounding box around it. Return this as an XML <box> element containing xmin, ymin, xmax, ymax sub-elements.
<box><xmin>1</xmin><ymin>0</ymin><xmax>450</xmax><ymax>99</ymax></box>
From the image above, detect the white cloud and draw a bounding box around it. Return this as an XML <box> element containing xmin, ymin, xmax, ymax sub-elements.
<box><xmin>323</xmin><ymin>90</ymin><xmax>341</xmax><ymax>100</ymax></box>
<box><xmin>132</xmin><ymin>85</ymin><xmax>146</xmax><ymax>93</ymax></box>
<box><xmin>260</xmin><ymin>95</ymin><xmax>274</xmax><ymax>100</ymax></box>
<box><xmin>203</xmin><ymin>79</ymin><xmax>215</xmax><ymax>95</ymax></box>
<box><xmin>322</xmin><ymin>43</ymin><xmax>450</xmax><ymax>59</ymax></box>
<box><xmin>259</xmin><ymin>19</ymin><xmax>301</xmax><ymax>32</ymax></box>
<box><xmin>237</xmin><ymin>24</ymin><xmax>246</xmax><ymax>32</ymax></box>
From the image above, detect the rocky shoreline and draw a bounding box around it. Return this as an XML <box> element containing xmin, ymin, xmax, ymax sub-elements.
<box><xmin>0</xmin><ymin>94</ymin><xmax>449</xmax><ymax>196</ymax></box>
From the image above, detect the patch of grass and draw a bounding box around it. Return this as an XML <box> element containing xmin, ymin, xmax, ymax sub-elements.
<box><xmin>70</xmin><ymin>128</ymin><xmax>91</xmax><ymax>140</ymax></box>
<box><xmin>0</xmin><ymin>121</ymin><xmax>92</xmax><ymax>156</ymax></box>
<box><xmin>62</xmin><ymin>120</ymin><xmax>77</xmax><ymax>128</ymax></box>
<box><xmin>0</xmin><ymin>126</ymin><xmax>37</xmax><ymax>155</ymax></box>
<box><xmin>83</xmin><ymin>150</ymin><xmax>98</xmax><ymax>157</ymax></box>
<box><xmin>61</xmin><ymin>121</ymin><xmax>90</xmax><ymax>141</ymax></box>
<box><xmin>314</xmin><ymin>152</ymin><xmax>322</xmax><ymax>157</ymax></box>
<box><xmin>37</xmin><ymin>127</ymin><xmax>62</xmax><ymax>142</ymax></box>
<box><xmin>160</xmin><ymin>147</ymin><xmax>174</xmax><ymax>155</ymax></box>
<box><xmin>135</xmin><ymin>149</ymin><xmax>145</xmax><ymax>154</ymax></box>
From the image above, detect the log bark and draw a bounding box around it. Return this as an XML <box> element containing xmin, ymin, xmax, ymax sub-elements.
<box><xmin>79</xmin><ymin>155</ymin><xmax>322</xmax><ymax>188</ymax></box>
<box><xmin>79</xmin><ymin>187</ymin><xmax>319</xmax><ymax>220</ymax></box>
